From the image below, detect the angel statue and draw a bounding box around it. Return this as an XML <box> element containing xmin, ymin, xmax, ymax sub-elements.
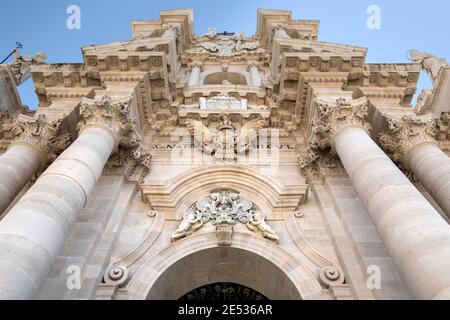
<box><xmin>202</xmin><ymin>27</ymin><xmax>217</xmax><ymax>39</ymax></box>
<box><xmin>408</xmin><ymin>49</ymin><xmax>448</xmax><ymax>85</ymax></box>
<box><xmin>246</xmin><ymin>212</ymin><xmax>280</xmax><ymax>243</ymax></box>
<box><xmin>171</xmin><ymin>212</ymin><xmax>204</xmax><ymax>242</ymax></box>
<box><xmin>185</xmin><ymin>116</ymin><xmax>266</xmax><ymax>160</ymax></box>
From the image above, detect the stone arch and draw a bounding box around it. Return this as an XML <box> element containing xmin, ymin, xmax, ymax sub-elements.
<box><xmin>123</xmin><ymin>232</ymin><xmax>324</xmax><ymax>300</ymax></box>
<box><xmin>141</xmin><ymin>165</ymin><xmax>307</xmax><ymax>219</ymax></box>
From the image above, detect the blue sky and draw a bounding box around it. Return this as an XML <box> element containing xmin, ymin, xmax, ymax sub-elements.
<box><xmin>1</xmin><ymin>0</ymin><xmax>449</xmax><ymax>108</ymax></box>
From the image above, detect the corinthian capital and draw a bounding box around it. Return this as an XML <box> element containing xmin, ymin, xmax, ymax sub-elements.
<box><xmin>11</xmin><ymin>113</ymin><xmax>71</xmax><ymax>166</ymax></box>
<box><xmin>79</xmin><ymin>95</ymin><xmax>151</xmax><ymax>181</ymax></box>
<box><xmin>78</xmin><ymin>95</ymin><xmax>137</xmax><ymax>144</ymax></box>
<box><xmin>310</xmin><ymin>97</ymin><xmax>371</xmax><ymax>151</ymax></box>
<box><xmin>378</xmin><ymin>113</ymin><xmax>437</xmax><ymax>166</ymax></box>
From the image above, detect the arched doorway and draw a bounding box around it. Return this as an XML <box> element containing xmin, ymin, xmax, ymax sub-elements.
<box><xmin>146</xmin><ymin>246</ymin><xmax>302</xmax><ymax>300</ymax></box>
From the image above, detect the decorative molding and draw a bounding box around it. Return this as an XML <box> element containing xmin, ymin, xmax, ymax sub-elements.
<box><xmin>378</xmin><ymin>113</ymin><xmax>438</xmax><ymax>167</ymax></box>
<box><xmin>172</xmin><ymin>190</ymin><xmax>280</xmax><ymax>243</ymax></box>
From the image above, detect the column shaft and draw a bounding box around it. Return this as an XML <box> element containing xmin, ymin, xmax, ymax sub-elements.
<box><xmin>0</xmin><ymin>144</ymin><xmax>42</xmax><ymax>213</ymax></box>
<box><xmin>249</xmin><ymin>65</ymin><xmax>262</xmax><ymax>87</ymax></box>
<box><xmin>0</xmin><ymin>127</ymin><xmax>115</xmax><ymax>299</ymax></box>
<box><xmin>407</xmin><ymin>143</ymin><xmax>450</xmax><ymax>216</ymax></box>
<box><xmin>334</xmin><ymin>126</ymin><xmax>450</xmax><ymax>300</ymax></box>
<box><xmin>188</xmin><ymin>65</ymin><xmax>201</xmax><ymax>86</ymax></box>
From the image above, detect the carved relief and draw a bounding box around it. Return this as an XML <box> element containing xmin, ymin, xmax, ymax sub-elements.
<box><xmin>185</xmin><ymin>114</ymin><xmax>266</xmax><ymax>161</ymax></box>
<box><xmin>172</xmin><ymin>191</ymin><xmax>279</xmax><ymax>243</ymax></box>
<box><xmin>299</xmin><ymin>97</ymin><xmax>370</xmax><ymax>183</ymax></box>
<box><xmin>79</xmin><ymin>95</ymin><xmax>151</xmax><ymax>181</ymax></box>
<box><xmin>12</xmin><ymin>113</ymin><xmax>71</xmax><ymax>165</ymax></box>
<box><xmin>378</xmin><ymin>113</ymin><xmax>437</xmax><ymax>165</ymax></box>
<box><xmin>310</xmin><ymin>97</ymin><xmax>371</xmax><ymax>151</ymax></box>
<box><xmin>187</xmin><ymin>33</ymin><xmax>261</xmax><ymax>57</ymax></box>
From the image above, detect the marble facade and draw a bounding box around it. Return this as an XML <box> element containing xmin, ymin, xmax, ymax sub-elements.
<box><xmin>1</xmin><ymin>9</ymin><xmax>450</xmax><ymax>300</ymax></box>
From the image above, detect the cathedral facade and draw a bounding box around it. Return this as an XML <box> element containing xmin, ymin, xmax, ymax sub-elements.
<box><xmin>0</xmin><ymin>9</ymin><xmax>450</xmax><ymax>300</ymax></box>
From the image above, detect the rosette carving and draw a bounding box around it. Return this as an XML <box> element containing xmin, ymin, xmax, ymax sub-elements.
<box><xmin>103</xmin><ymin>265</ymin><xmax>129</xmax><ymax>287</ymax></box>
<box><xmin>318</xmin><ymin>266</ymin><xmax>345</xmax><ymax>289</ymax></box>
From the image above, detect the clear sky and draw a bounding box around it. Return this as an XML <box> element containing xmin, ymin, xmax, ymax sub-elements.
<box><xmin>1</xmin><ymin>0</ymin><xmax>449</xmax><ymax>109</ymax></box>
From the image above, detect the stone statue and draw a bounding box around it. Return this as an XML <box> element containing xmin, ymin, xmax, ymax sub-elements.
<box><xmin>7</xmin><ymin>51</ymin><xmax>47</xmax><ymax>85</ymax></box>
<box><xmin>408</xmin><ymin>49</ymin><xmax>448</xmax><ymax>84</ymax></box>
<box><xmin>171</xmin><ymin>212</ymin><xmax>204</xmax><ymax>242</ymax></box>
<box><xmin>202</xmin><ymin>27</ymin><xmax>217</xmax><ymax>39</ymax></box>
<box><xmin>246</xmin><ymin>212</ymin><xmax>280</xmax><ymax>243</ymax></box>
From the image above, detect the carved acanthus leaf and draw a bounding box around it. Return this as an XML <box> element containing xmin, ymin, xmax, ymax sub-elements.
<box><xmin>378</xmin><ymin>113</ymin><xmax>437</xmax><ymax>165</ymax></box>
<box><xmin>79</xmin><ymin>95</ymin><xmax>151</xmax><ymax>182</ymax></box>
<box><xmin>299</xmin><ymin>97</ymin><xmax>370</xmax><ymax>183</ymax></box>
<box><xmin>310</xmin><ymin>97</ymin><xmax>371</xmax><ymax>152</ymax></box>
<box><xmin>12</xmin><ymin>113</ymin><xmax>70</xmax><ymax>165</ymax></box>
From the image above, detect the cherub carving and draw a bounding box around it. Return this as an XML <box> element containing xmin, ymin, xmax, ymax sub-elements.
<box><xmin>202</xmin><ymin>27</ymin><xmax>217</xmax><ymax>39</ymax></box>
<box><xmin>171</xmin><ymin>212</ymin><xmax>204</xmax><ymax>242</ymax></box>
<box><xmin>246</xmin><ymin>212</ymin><xmax>280</xmax><ymax>243</ymax></box>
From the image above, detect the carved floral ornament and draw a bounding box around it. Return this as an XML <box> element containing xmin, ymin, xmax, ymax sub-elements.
<box><xmin>79</xmin><ymin>95</ymin><xmax>151</xmax><ymax>181</ymax></box>
<box><xmin>299</xmin><ymin>97</ymin><xmax>370</xmax><ymax>182</ymax></box>
<box><xmin>11</xmin><ymin>113</ymin><xmax>71</xmax><ymax>167</ymax></box>
<box><xmin>171</xmin><ymin>190</ymin><xmax>280</xmax><ymax>243</ymax></box>
<box><xmin>378</xmin><ymin>113</ymin><xmax>438</xmax><ymax>167</ymax></box>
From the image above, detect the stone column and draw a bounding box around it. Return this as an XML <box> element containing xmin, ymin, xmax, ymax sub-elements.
<box><xmin>248</xmin><ymin>61</ymin><xmax>262</xmax><ymax>87</ymax></box>
<box><xmin>0</xmin><ymin>114</ymin><xmax>68</xmax><ymax>214</ymax></box>
<box><xmin>0</xmin><ymin>95</ymin><xmax>148</xmax><ymax>299</ymax></box>
<box><xmin>310</xmin><ymin>97</ymin><xmax>450</xmax><ymax>300</ymax></box>
<box><xmin>188</xmin><ymin>62</ymin><xmax>202</xmax><ymax>87</ymax></box>
<box><xmin>379</xmin><ymin>113</ymin><xmax>450</xmax><ymax>216</ymax></box>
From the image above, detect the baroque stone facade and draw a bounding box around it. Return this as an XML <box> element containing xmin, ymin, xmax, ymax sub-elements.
<box><xmin>1</xmin><ymin>9</ymin><xmax>450</xmax><ymax>300</ymax></box>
